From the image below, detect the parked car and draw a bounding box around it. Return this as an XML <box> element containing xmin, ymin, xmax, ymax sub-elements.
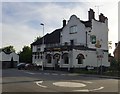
<box><xmin>32</xmin><ymin>63</ymin><xmax>39</xmax><ymax>70</ymax></box>
<box><xmin>25</xmin><ymin>63</ymin><xmax>33</xmax><ymax>70</ymax></box>
<box><xmin>17</xmin><ymin>63</ymin><xmax>26</xmax><ymax>70</ymax></box>
<box><xmin>25</xmin><ymin>63</ymin><xmax>39</xmax><ymax>70</ymax></box>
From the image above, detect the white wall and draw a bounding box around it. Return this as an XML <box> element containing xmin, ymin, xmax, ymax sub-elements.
<box><xmin>72</xmin><ymin>50</ymin><xmax>109</xmax><ymax>68</ymax></box>
<box><xmin>32</xmin><ymin>15</ymin><xmax>109</xmax><ymax>68</ymax></box>
<box><xmin>88</xmin><ymin>19</ymin><xmax>108</xmax><ymax>50</ymax></box>
<box><xmin>0</xmin><ymin>52</ymin><xmax>9</xmax><ymax>61</ymax></box>
<box><xmin>32</xmin><ymin>45</ymin><xmax>37</xmax><ymax>52</ymax></box>
<box><xmin>61</xmin><ymin>15</ymin><xmax>86</xmax><ymax>46</ymax></box>
<box><xmin>32</xmin><ymin>54</ymin><xmax>42</xmax><ymax>65</ymax></box>
<box><xmin>32</xmin><ymin>45</ymin><xmax>46</xmax><ymax>65</ymax></box>
<box><xmin>10</xmin><ymin>52</ymin><xmax>19</xmax><ymax>62</ymax></box>
<box><xmin>0</xmin><ymin>51</ymin><xmax>19</xmax><ymax>63</ymax></box>
<box><xmin>32</xmin><ymin>45</ymin><xmax>45</xmax><ymax>52</ymax></box>
<box><xmin>72</xmin><ymin>49</ymin><xmax>86</xmax><ymax>68</ymax></box>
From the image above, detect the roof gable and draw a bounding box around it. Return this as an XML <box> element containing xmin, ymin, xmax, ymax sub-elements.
<box><xmin>68</xmin><ymin>15</ymin><xmax>91</xmax><ymax>28</ymax></box>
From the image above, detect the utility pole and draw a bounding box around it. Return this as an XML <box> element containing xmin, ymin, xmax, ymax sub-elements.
<box><xmin>40</xmin><ymin>23</ymin><xmax>44</xmax><ymax>45</ymax></box>
<box><xmin>40</xmin><ymin>23</ymin><xmax>44</xmax><ymax>71</ymax></box>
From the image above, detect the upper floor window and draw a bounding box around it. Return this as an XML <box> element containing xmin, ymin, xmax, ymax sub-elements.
<box><xmin>70</xmin><ymin>25</ymin><xmax>77</xmax><ymax>34</ymax></box>
<box><xmin>37</xmin><ymin>46</ymin><xmax>41</xmax><ymax>52</ymax></box>
<box><xmin>90</xmin><ymin>35</ymin><xmax>96</xmax><ymax>44</ymax></box>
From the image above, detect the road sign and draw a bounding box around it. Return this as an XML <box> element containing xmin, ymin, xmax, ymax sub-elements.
<box><xmin>96</xmin><ymin>49</ymin><xmax>104</xmax><ymax>58</ymax></box>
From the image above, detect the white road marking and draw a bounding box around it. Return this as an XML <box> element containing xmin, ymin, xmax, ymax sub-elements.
<box><xmin>25</xmin><ymin>72</ymin><xmax>36</xmax><ymax>75</ymax></box>
<box><xmin>35</xmin><ymin>81</ymin><xmax>47</xmax><ymax>88</ymax></box>
<box><xmin>71</xmin><ymin>80</ymin><xmax>92</xmax><ymax>84</ymax></box>
<box><xmin>73</xmin><ymin>89</ymin><xmax>89</xmax><ymax>92</ymax></box>
<box><xmin>61</xmin><ymin>74</ymin><xmax>66</xmax><ymax>76</ymax></box>
<box><xmin>81</xmin><ymin>81</ymin><xmax>93</xmax><ymax>84</ymax></box>
<box><xmin>73</xmin><ymin>87</ymin><xmax>104</xmax><ymax>92</ymax></box>
<box><xmin>53</xmin><ymin>82</ymin><xmax>86</xmax><ymax>87</ymax></box>
<box><xmin>52</xmin><ymin>73</ymin><xmax>58</xmax><ymax>75</ymax></box>
<box><xmin>44</xmin><ymin>73</ymin><xmax>50</xmax><ymax>75</ymax></box>
<box><xmin>90</xmin><ymin>87</ymin><xmax>104</xmax><ymax>91</ymax></box>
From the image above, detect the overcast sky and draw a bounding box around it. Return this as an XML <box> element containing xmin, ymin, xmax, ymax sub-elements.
<box><xmin>1</xmin><ymin>0</ymin><xmax>119</xmax><ymax>55</ymax></box>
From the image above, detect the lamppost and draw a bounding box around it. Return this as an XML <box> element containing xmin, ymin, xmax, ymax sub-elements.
<box><xmin>40</xmin><ymin>23</ymin><xmax>44</xmax><ymax>71</ymax></box>
<box><xmin>40</xmin><ymin>23</ymin><xmax>44</xmax><ymax>45</ymax></box>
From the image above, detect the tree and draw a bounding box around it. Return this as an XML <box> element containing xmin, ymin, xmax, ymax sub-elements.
<box><xmin>2</xmin><ymin>46</ymin><xmax>15</xmax><ymax>53</ymax></box>
<box><xmin>19</xmin><ymin>46</ymin><xmax>32</xmax><ymax>63</ymax></box>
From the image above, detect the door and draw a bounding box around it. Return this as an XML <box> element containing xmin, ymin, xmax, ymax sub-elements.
<box><xmin>10</xmin><ymin>57</ymin><xmax>14</xmax><ymax>68</ymax></box>
<box><xmin>53</xmin><ymin>53</ymin><xmax>60</xmax><ymax>70</ymax></box>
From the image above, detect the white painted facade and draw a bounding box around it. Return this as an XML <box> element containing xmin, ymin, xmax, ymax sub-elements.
<box><xmin>0</xmin><ymin>51</ymin><xmax>19</xmax><ymax>62</ymax></box>
<box><xmin>60</xmin><ymin>15</ymin><xmax>109</xmax><ymax>68</ymax></box>
<box><xmin>32</xmin><ymin>9</ymin><xmax>110</xmax><ymax>70</ymax></box>
<box><xmin>0</xmin><ymin>51</ymin><xmax>19</xmax><ymax>68</ymax></box>
<box><xmin>61</xmin><ymin>15</ymin><xmax>86</xmax><ymax>46</ymax></box>
<box><xmin>88</xmin><ymin>19</ymin><xmax>108</xmax><ymax>50</ymax></box>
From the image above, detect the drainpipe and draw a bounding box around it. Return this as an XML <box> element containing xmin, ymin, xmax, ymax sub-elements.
<box><xmin>86</xmin><ymin>31</ymin><xmax>88</xmax><ymax>47</ymax></box>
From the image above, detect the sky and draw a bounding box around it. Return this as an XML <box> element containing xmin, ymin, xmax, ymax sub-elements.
<box><xmin>1</xmin><ymin>0</ymin><xmax>119</xmax><ymax>55</ymax></box>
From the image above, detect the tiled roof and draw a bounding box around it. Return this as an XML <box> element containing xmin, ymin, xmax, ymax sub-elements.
<box><xmin>0</xmin><ymin>50</ymin><xmax>14</xmax><ymax>54</ymax></box>
<box><xmin>81</xmin><ymin>20</ymin><xmax>92</xmax><ymax>27</ymax></box>
<box><xmin>31</xmin><ymin>28</ymin><xmax>62</xmax><ymax>45</ymax></box>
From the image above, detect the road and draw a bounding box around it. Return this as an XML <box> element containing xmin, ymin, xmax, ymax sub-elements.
<box><xmin>2</xmin><ymin>68</ymin><xmax>119</xmax><ymax>93</ymax></box>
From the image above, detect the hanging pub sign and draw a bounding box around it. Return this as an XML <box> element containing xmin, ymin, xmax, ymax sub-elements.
<box><xmin>95</xmin><ymin>40</ymin><xmax>101</xmax><ymax>48</ymax></box>
<box><xmin>90</xmin><ymin>35</ymin><xmax>96</xmax><ymax>44</ymax></box>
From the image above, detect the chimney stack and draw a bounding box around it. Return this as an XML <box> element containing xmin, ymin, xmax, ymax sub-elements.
<box><xmin>63</xmin><ymin>19</ymin><xmax>66</xmax><ymax>27</ymax></box>
<box><xmin>88</xmin><ymin>8</ymin><xmax>95</xmax><ymax>21</ymax></box>
<box><xmin>99</xmin><ymin>13</ymin><xmax>107</xmax><ymax>23</ymax></box>
<box><xmin>115</xmin><ymin>43</ymin><xmax>118</xmax><ymax>47</ymax></box>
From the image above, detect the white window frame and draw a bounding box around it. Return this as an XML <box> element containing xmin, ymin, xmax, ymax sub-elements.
<box><xmin>69</xmin><ymin>25</ymin><xmax>77</xmax><ymax>34</ymax></box>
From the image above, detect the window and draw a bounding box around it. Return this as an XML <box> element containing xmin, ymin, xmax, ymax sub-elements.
<box><xmin>35</xmin><ymin>55</ymin><xmax>37</xmax><ymax>59</ymax></box>
<box><xmin>64</xmin><ymin>56</ymin><xmax>69</xmax><ymax>64</ymax></box>
<box><xmin>90</xmin><ymin>35</ymin><xmax>96</xmax><ymax>44</ymax></box>
<box><xmin>76</xmin><ymin>54</ymin><xmax>85</xmax><ymax>64</ymax></box>
<box><xmin>78</xmin><ymin>57</ymin><xmax>83</xmax><ymax>64</ymax></box>
<box><xmin>62</xmin><ymin>53</ymin><xmax>69</xmax><ymax>64</ymax></box>
<box><xmin>70</xmin><ymin>25</ymin><xmax>77</xmax><ymax>34</ymax></box>
<box><xmin>38</xmin><ymin>54</ymin><xmax>40</xmax><ymax>59</ymax></box>
<box><xmin>41</xmin><ymin>56</ymin><xmax>43</xmax><ymax>59</ymax></box>
<box><xmin>70</xmin><ymin>40</ymin><xmax>74</xmax><ymax>45</ymax></box>
<box><xmin>37</xmin><ymin>46</ymin><xmax>41</xmax><ymax>52</ymax></box>
<box><xmin>46</xmin><ymin>54</ymin><xmax>52</xmax><ymax>63</ymax></box>
<box><xmin>64</xmin><ymin>42</ymin><xmax>68</xmax><ymax>45</ymax></box>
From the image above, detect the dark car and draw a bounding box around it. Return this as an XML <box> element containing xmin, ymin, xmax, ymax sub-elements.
<box><xmin>25</xmin><ymin>63</ymin><xmax>39</xmax><ymax>70</ymax></box>
<box><xmin>25</xmin><ymin>63</ymin><xmax>33</xmax><ymax>70</ymax></box>
<box><xmin>17</xmin><ymin>63</ymin><xmax>26</xmax><ymax>70</ymax></box>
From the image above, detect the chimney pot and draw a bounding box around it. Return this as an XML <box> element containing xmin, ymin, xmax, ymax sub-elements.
<box><xmin>63</xmin><ymin>20</ymin><xmax>66</xmax><ymax>27</ymax></box>
<box><xmin>99</xmin><ymin>13</ymin><xmax>107</xmax><ymax>22</ymax></box>
<box><xmin>115</xmin><ymin>43</ymin><xmax>118</xmax><ymax>47</ymax></box>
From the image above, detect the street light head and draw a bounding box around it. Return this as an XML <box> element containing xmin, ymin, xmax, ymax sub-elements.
<box><xmin>40</xmin><ymin>23</ymin><xmax>44</xmax><ymax>26</ymax></box>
